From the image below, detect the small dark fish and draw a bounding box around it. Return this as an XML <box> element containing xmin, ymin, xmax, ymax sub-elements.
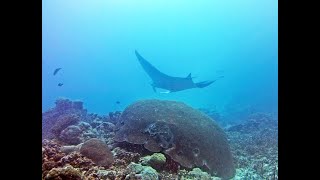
<box><xmin>58</xmin><ymin>83</ymin><xmax>63</xmax><ymax>87</ymax></box>
<box><xmin>53</xmin><ymin>68</ymin><xmax>62</xmax><ymax>75</ymax></box>
<box><xmin>116</xmin><ymin>101</ymin><xmax>120</xmax><ymax>104</ymax></box>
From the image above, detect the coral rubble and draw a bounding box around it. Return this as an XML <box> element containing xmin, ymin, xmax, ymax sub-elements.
<box><xmin>226</xmin><ymin>113</ymin><xmax>278</xmax><ymax>179</ymax></box>
<box><xmin>45</xmin><ymin>164</ymin><xmax>82</xmax><ymax>180</ymax></box>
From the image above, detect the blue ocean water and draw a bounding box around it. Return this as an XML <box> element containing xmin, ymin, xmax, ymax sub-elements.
<box><xmin>42</xmin><ymin>0</ymin><xmax>277</xmax><ymax>117</ymax></box>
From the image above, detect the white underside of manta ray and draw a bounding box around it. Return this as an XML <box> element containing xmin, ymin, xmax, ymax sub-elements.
<box><xmin>135</xmin><ymin>50</ymin><xmax>223</xmax><ymax>93</ymax></box>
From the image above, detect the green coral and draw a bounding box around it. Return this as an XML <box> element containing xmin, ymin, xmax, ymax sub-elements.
<box><xmin>125</xmin><ymin>162</ymin><xmax>159</xmax><ymax>180</ymax></box>
<box><xmin>140</xmin><ymin>153</ymin><xmax>166</xmax><ymax>170</ymax></box>
<box><xmin>179</xmin><ymin>168</ymin><xmax>222</xmax><ymax>180</ymax></box>
<box><xmin>126</xmin><ymin>162</ymin><xmax>144</xmax><ymax>174</ymax></box>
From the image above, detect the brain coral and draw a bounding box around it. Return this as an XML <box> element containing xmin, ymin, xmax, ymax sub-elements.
<box><xmin>114</xmin><ymin>99</ymin><xmax>235</xmax><ymax>179</ymax></box>
<box><xmin>80</xmin><ymin>138</ymin><xmax>114</xmax><ymax>167</ymax></box>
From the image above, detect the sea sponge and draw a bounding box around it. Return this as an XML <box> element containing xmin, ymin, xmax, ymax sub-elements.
<box><xmin>114</xmin><ymin>99</ymin><xmax>235</xmax><ymax>179</ymax></box>
<box><xmin>80</xmin><ymin>138</ymin><xmax>114</xmax><ymax>167</ymax></box>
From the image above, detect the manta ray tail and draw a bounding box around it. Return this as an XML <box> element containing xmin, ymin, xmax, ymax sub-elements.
<box><xmin>195</xmin><ymin>76</ymin><xmax>224</xmax><ymax>88</ymax></box>
<box><xmin>195</xmin><ymin>80</ymin><xmax>215</xmax><ymax>88</ymax></box>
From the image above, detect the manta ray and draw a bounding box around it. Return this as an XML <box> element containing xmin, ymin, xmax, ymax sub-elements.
<box><xmin>135</xmin><ymin>50</ymin><xmax>222</xmax><ymax>93</ymax></box>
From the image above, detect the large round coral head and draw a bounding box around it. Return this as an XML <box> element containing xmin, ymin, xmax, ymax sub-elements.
<box><xmin>114</xmin><ymin>99</ymin><xmax>235</xmax><ymax>179</ymax></box>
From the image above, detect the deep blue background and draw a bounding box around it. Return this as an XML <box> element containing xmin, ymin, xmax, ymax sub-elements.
<box><xmin>42</xmin><ymin>0</ymin><xmax>277</xmax><ymax>116</ymax></box>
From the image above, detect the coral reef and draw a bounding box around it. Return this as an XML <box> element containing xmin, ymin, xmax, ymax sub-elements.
<box><xmin>42</xmin><ymin>99</ymin><xmax>121</xmax><ymax>145</ymax></box>
<box><xmin>114</xmin><ymin>99</ymin><xmax>235</xmax><ymax>179</ymax></box>
<box><xmin>44</xmin><ymin>164</ymin><xmax>82</xmax><ymax>180</ymax></box>
<box><xmin>125</xmin><ymin>162</ymin><xmax>159</xmax><ymax>180</ymax></box>
<box><xmin>59</xmin><ymin>125</ymin><xmax>82</xmax><ymax>145</ymax></box>
<box><xmin>112</xmin><ymin>146</ymin><xmax>142</xmax><ymax>168</ymax></box>
<box><xmin>42</xmin><ymin>139</ymin><xmax>96</xmax><ymax>179</ymax></box>
<box><xmin>42</xmin><ymin>98</ymin><xmax>278</xmax><ymax>180</ymax></box>
<box><xmin>51</xmin><ymin>114</ymin><xmax>81</xmax><ymax>138</ymax></box>
<box><xmin>79</xmin><ymin>138</ymin><xmax>114</xmax><ymax>167</ymax></box>
<box><xmin>95</xmin><ymin>169</ymin><xmax>117</xmax><ymax>179</ymax></box>
<box><xmin>76</xmin><ymin>121</ymin><xmax>116</xmax><ymax>145</ymax></box>
<box><xmin>178</xmin><ymin>168</ymin><xmax>221</xmax><ymax>180</ymax></box>
<box><xmin>140</xmin><ymin>153</ymin><xmax>166</xmax><ymax>170</ymax></box>
<box><xmin>108</xmin><ymin>111</ymin><xmax>122</xmax><ymax>125</ymax></box>
<box><xmin>43</xmin><ymin>99</ymin><xmax>117</xmax><ymax>145</ymax></box>
<box><xmin>226</xmin><ymin>113</ymin><xmax>278</xmax><ymax>179</ymax></box>
<box><xmin>42</xmin><ymin>98</ymin><xmax>87</xmax><ymax>140</ymax></box>
<box><xmin>54</xmin><ymin>99</ymin><xmax>84</xmax><ymax>113</ymax></box>
<box><xmin>59</xmin><ymin>152</ymin><xmax>95</xmax><ymax>170</ymax></box>
<box><xmin>42</xmin><ymin>139</ymin><xmax>66</xmax><ymax>177</ymax></box>
<box><xmin>60</xmin><ymin>144</ymin><xmax>82</xmax><ymax>154</ymax></box>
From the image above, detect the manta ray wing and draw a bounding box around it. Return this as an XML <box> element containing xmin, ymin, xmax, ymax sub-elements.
<box><xmin>135</xmin><ymin>50</ymin><xmax>172</xmax><ymax>83</ymax></box>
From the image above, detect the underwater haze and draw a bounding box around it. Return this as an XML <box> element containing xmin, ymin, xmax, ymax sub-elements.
<box><xmin>42</xmin><ymin>1</ymin><xmax>278</xmax><ymax>179</ymax></box>
<box><xmin>42</xmin><ymin>0</ymin><xmax>278</xmax><ymax>116</ymax></box>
